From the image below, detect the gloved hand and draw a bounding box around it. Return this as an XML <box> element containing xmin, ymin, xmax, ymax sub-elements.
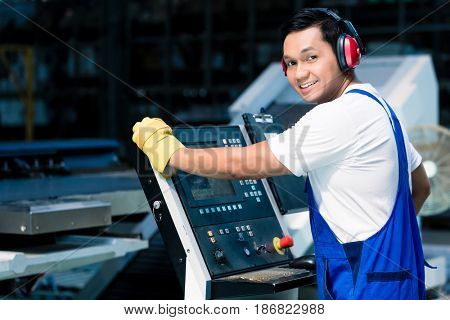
<box><xmin>132</xmin><ymin>118</ymin><xmax>185</xmax><ymax>178</ymax></box>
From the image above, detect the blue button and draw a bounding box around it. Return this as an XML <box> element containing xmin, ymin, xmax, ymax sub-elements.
<box><xmin>211</xmin><ymin>207</ymin><xmax>216</xmax><ymax>213</ymax></box>
<box><xmin>205</xmin><ymin>208</ymin><xmax>210</xmax><ymax>213</ymax></box>
<box><xmin>199</xmin><ymin>209</ymin><xmax>204</xmax><ymax>214</ymax></box>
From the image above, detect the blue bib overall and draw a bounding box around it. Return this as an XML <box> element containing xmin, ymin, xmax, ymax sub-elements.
<box><xmin>305</xmin><ymin>89</ymin><xmax>428</xmax><ymax>299</ymax></box>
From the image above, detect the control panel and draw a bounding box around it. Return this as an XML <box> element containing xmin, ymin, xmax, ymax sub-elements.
<box><xmin>171</xmin><ymin>126</ymin><xmax>293</xmax><ymax>278</ymax></box>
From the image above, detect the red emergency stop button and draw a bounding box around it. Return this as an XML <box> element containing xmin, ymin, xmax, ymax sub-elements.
<box><xmin>273</xmin><ymin>235</ymin><xmax>294</xmax><ymax>255</ymax></box>
<box><xmin>279</xmin><ymin>235</ymin><xmax>294</xmax><ymax>248</ymax></box>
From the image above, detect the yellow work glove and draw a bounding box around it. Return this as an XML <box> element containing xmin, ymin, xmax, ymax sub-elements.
<box><xmin>132</xmin><ymin>117</ymin><xmax>172</xmax><ymax>150</ymax></box>
<box><xmin>132</xmin><ymin>118</ymin><xmax>185</xmax><ymax>178</ymax></box>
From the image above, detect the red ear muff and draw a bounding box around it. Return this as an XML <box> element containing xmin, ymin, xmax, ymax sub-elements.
<box><xmin>343</xmin><ymin>35</ymin><xmax>361</xmax><ymax>69</ymax></box>
<box><xmin>281</xmin><ymin>57</ymin><xmax>287</xmax><ymax>76</ymax></box>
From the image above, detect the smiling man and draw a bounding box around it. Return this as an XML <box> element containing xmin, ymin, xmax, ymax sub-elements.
<box><xmin>132</xmin><ymin>8</ymin><xmax>431</xmax><ymax>299</ymax></box>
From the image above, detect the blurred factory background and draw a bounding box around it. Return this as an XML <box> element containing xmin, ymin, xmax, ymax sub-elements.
<box><xmin>0</xmin><ymin>0</ymin><xmax>449</xmax><ymax>300</ymax></box>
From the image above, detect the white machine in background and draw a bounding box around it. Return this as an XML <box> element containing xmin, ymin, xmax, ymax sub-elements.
<box><xmin>230</xmin><ymin>54</ymin><xmax>438</xmax><ymax>127</ymax></box>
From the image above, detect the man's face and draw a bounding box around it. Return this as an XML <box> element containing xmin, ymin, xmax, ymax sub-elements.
<box><xmin>283</xmin><ymin>26</ymin><xmax>345</xmax><ymax>104</ymax></box>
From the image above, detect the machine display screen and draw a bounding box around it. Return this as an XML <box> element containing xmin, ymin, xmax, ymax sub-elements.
<box><xmin>183</xmin><ymin>141</ymin><xmax>237</xmax><ymax>201</ymax></box>
<box><xmin>186</xmin><ymin>175</ymin><xmax>236</xmax><ymax>201</ymax></box>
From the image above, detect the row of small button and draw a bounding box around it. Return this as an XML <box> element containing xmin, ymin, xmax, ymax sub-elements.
<box><xmin>208</xmin><ymin>226</ymin><xmax>254</xmax><ymax>243</ymax></box>
<box><xmin>240</xmin><ymin>179</ymin><xmax>257</xmax><ymax>185</ymax></box>
<box><xmin>218</xmin><ymin>228</ymin><xmax>230</xmax><ymax>235</ymax></box>
<box><xmin>199</xmin><ymin>204</ymin><xmax>243</xmax><ymax>215</ymax></box>
<box><xmin>235</xmin><ymin>225</ymin><xmax>251</xmax><ymax>232</ymax></box>
<box><xmin>244</xmin><ymin>190</ymin><xmax>262</xmax><ymax>197</ymax></box>
<box><xmin>222</xmin><ymin>138</ymin><xmax>241</xmax><ymax>144</ymax></box>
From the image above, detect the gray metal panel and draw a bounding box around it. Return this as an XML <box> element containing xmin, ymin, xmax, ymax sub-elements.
<box><xmin>0</xmin><ymin>200</ymin><xmax>111</xmax><ymax>235</ymax></box>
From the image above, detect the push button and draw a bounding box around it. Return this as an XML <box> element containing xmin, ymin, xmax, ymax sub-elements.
<box><xmin>238</xmin><ymin>232</ymin><xmax>244</xmax><ymax>241</ymax></box>
<box><xmin>218</xmin><ymin>229</ymin><xmax>224</xmax><ymax>235</ymax></box>
<box><xmin>207</xmin><ymin>231</ymin><xmax>214</xmax><ymax>237</ymax></box>
<box><xmin>224</xmin><ymin>228</ymin><xmax>230</xmax><ymax>234</ymax></box>
<box><xmin>210</xmin><ymin>237</ymin><xmax>216</xmax><ymax>244</ymax></box>
<box><xmin>243</xmin><ymin>247</ymin><xmax>251</xmax><ymax>256</ymax></box>
<box><xmin>235</xmin><ymin>226</ymin><xmax>241</xmax><ymax>232</ymax></box>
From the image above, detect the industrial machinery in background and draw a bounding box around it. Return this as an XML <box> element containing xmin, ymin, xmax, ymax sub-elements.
<box><xmin>0</xmin><ymin>139</ymin><xmax>157</xmax><ymax>299</ymax></box>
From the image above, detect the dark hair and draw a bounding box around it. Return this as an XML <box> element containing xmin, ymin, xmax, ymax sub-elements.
<box><xmin>281</xmin><ymin>8</ymin><xmax>343</xmax><ymax>57</ymax></box>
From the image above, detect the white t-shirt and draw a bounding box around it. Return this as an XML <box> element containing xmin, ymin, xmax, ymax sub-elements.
<box><xmin>268</xmin><ymin>83</ymin><xmax>422</xmax><ymax>243</ymax></box>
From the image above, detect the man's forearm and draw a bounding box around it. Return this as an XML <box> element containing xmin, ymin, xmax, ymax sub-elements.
<box><xmin>411</xmin><ymin>163</ymin><xmax>431</xmax><ymax>215</ymax></box>
<box><xmin>412</xmin><ymin>192</ymin><xmax>429</xmax><ymax>215</ymax></box>
<box><xmin>169</xmin><ymin>147</ymin><xmax>242</xmax><ymax>179</ymax></box>
<box><xmin>168</xmin><ymin>142</ymin><xmax>288</xmax><ymax>180</ymax></box>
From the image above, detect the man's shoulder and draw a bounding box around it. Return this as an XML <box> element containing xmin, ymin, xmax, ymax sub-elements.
<box><xmin>311</xmin><ymin>83</ymin><xmax>381</xmax><ymax>115</ymax></box>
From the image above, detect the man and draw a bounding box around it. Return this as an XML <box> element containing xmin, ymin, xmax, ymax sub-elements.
<box><xmin>132</xmin><ymin>9</ymin><xmax>431</xmax><ymax>299</ymax></box>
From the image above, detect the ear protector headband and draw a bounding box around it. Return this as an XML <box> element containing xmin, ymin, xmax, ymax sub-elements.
<box><xmin>281</xmin><ymin>8</ymin><xmax>365</xmax><ymax>76</ymax></box>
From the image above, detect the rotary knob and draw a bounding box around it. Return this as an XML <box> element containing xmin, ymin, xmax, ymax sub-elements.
<box><xmin>214</xmin><ymin>249</ymin><xmax>226</xmax><ymax>265</ymax></box>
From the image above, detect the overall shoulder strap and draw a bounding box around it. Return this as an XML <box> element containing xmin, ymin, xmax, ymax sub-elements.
<box><xmin>346</xmin><ymin>88</ymin><xmax>409</xmax><ymax>174</ymax></box>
